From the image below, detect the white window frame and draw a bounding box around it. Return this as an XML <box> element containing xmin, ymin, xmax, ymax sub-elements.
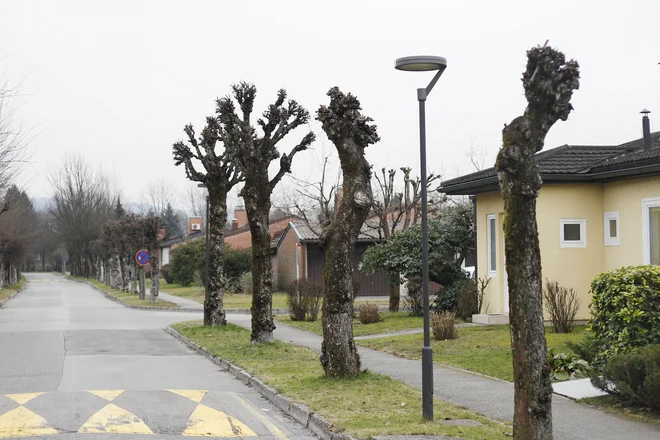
<box><xmin>642</xmin><ymin>197</ymin><xmax>660</xmax><ymax>264</ymax></box>
<box><xmin>487</xmin><ymin>214</ymin><xmax>497</xmax><ymax>276</ymax></box>
<box><xmin>604</xmin><ymin>211</ymin><xmax>620</xmax><ymax>246</ymax></box>
<box><xmin>560</xmin><ymin>219</ymin><xmax>587</xmax><ymax>248</ymax></box>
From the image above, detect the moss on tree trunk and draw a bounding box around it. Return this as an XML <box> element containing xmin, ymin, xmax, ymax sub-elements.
<box><xmin>205</xmin><ymin>188</ymin><xmax>229</xmax><ymax>326</ymax></box>
<box><xmin>495</xmin><ymin>44</ymin><xmax>579</xmax><ymax>440</ymax></box>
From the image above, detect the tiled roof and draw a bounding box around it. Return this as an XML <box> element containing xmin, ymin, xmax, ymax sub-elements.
<box><xmin>225</xmin><ymin>215</ymin><xmax>299</xmax><ymax>250</ymax></box>
<box><xmin>440</xmin><ymin>132</ymin><xmax>660</xmax><ymax>194</ymax></box>
<box><xmin>288</xmin><ymin>220</ymin><xmax>380</xmax><ymax>242</ymax></box>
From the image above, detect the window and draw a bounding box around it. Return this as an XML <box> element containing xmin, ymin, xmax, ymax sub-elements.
<box><xmin>487</xmin><ymin>214</ymin><xmax>496</xmax><ymax>275</ymax></box>
<box><xmin>642</xmin><ymin>198</ymin><xmax>660</xmax><ymax>265</ymax></box>
<box><xmin>604</xmin><ymin>211</ymin><xmax>620</xmax><ymax>246</ymax></box>
<box><xmin>560</xmin><ymin>219</ymin><xmax>586</xmax><ymax>248</ymax></box>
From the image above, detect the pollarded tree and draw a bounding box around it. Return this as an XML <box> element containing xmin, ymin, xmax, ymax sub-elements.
<box><xmin>140</xmin><ymin>215</ymin><xmax>164</xmax><ymax>303</ymax></box>
<box><xmin>173</xmin><ymin>115</ymin><xmax>242</xmax><ymax>326</ymax></box>
<box><xmin>217</xmin><ymin>82</ymin><xmax>315</xmax><ymax>343</ymax></box>
<box><xmin>495</xmin><ymin>44</ymin><xmax>579</xmax><ymax>440</ymax></box>
<box><xmin>316</xmin><ymin>87</ymin><xmax>379</xmax><ymax>377</ymax></box>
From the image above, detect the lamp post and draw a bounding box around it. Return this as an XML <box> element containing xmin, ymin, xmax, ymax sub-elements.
<box><xmin>395</xmin><ymin>55</ymin><xmax>447</xmax><ymax>422</ymax></box>
<box><xmin>197</xmin><ymin>184</ymin><xmax>210</xmax><ymax>297</ymax></box>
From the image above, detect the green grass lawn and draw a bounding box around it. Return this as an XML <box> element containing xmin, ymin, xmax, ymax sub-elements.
<box><xmin>357</xmin><ymin>324</ymin><xmax>587</xmax><ymax>382</ymax></box>
<box><xmin>0</xmin><ymin>276</ymin><xmax>27</xmax><ymax>301</ymax></box>
<box><xmin>72</xmin><ymin>277</ymin><xmax>178</xmax><ymax>308</ymax></box>
<box><xmin>277</xmin><ymin>312</ymin><xmax>426</xmax><ymax>337</ymax></box>
<box><xmin>173</xmin><ymin>321</ymin><xmax>511</xmax><ymax>439</ymax></box>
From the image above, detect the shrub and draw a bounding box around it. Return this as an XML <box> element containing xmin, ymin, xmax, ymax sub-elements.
<box><xmin>160</xmin><ymin>264</ymin><xmax>173</xmax><ymax>285</ymax></box>
<box><xmin>566</xmin><ymin>333</ymin><xmax>596</xmax><ymax>365</ymax></box>
<box><xmin>404</xmin><ymin>277</ymin><xmax>423</xmax><ymax>316</ymax></box>
<box><xmin>170</xmin><ymin>240</ymin><xmax>205</xmax><ymax>286</ymax></box>
<box><xmin>239</xmin><ymin>272</ymin><xmax>253</xmax><ymax>296</ymax></box>
<box><xmin>359</xmin><ymin>303</ymin><xmax>381</xmax><ymax>324</ymax></box>
<box><xmin>595</xmin><ymin>345</ymin><xmax>660</xmax><ymax>410</ymax></box>
<box><xmin>589</xmin><ymin>265</ymin><xmax>660</xmax><ymax>366</ymax></box>
<box><xmin>225</xmin><ymin>246</ymin><xmax>251</xmax><ymax>283</ymax></box>
<box><xmin>547</xmin><ymin>348</ymin><xmax>590</xmax><ymax>381</ymax></box>
<box><xmin>431</xmin><ymin>311</ymin><xmax>456</xmax><ymax>340</ymax></box>
<box><xmin>451</xmin><ymin>275</ymin><xmax>490</xmax><ymax>321</ymax></box>
<box><xmin>543</xmin><ymin>279</ymin><xmax>580</xmax><ymax>333</ymax></box>
<box><xmin>286</xmin><ymin>278</ymin><xmax>323</xmax><ymax>321</ymax></box>
<box><xmin>431</xmin><ymin>283</ymin><xmax>458</xmax><ymax>314</ymax></box>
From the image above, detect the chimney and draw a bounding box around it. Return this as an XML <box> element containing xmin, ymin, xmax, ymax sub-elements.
<box><xmin>188</xmin><ymin>217</ymin><xmax>203</xmax><ymax>235</ymax></box>
<box><xmin>232</xmin><ymin>219</ymin><xmax>238</xmax><ymax>231</ymax></box>
<box><xmin>233</xmin><ymin>204</ymin><xmax>248</xmax><ymax>228</ymax></box>
<box><xmin>641</xmin><ymin>109</ymin><xmax>652</xmax><ymax>150</ymax></box>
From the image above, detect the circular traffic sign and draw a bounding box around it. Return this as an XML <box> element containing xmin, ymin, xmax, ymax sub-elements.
<box><xmin>135</xmin><ymin>249</ymin><xmax>150</xmax><ymax>266</ymax></box>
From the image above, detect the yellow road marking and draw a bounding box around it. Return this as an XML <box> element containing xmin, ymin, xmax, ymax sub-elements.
<box><xmin>228</xmin><ymin>392</ymin><xmax>287</xmax><ymax>439</ymax></box>
<box><xmin>0</xmin><ymin>406</ymin><xmax>59</xmax><ymax>438</ymax></box>
<box><xmin>182</xmin><ymin>404</ymin><xmax>256</xmax><ymax>437</ymax></box>
<box><xmin>168</xmin><ymin>389</ymin><xmax>207</xmax><ymax>403</ymax></box>
<box><xmin>87</xmin><ymin>390</ymin><xmax>124</xmax><ymax>402</ymax></box>
<box><xmin>5</xmin><ymin>393</ymin><xmax>43</xmax><ymax>405</ymax></box>
<box><xmin>78</xmin><ymin>403</ymin><xmax>153</xmax><ymax>434</ymax></box>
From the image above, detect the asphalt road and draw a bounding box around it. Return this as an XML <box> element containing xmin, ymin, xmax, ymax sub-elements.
<box><xmin>0</xmin><ymin>273</ymin><xmax>314</xmax><ymax>440</ymax></box>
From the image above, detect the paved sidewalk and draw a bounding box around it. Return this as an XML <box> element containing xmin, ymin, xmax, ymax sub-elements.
<box><xmin>158</xmin><ymin>292</ymin><xmax>204</xmax><ymax>310</ymax></box>
<box><xmin>226</xmin><ymin>313</ymin><xmax>660</xmax><ymax>440</ymax></box>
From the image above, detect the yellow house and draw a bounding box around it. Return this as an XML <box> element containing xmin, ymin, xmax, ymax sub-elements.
<box><xmin>440</xmin><ymin>114</ymin><xmax>660</xmax><ymax>321</ymax></box>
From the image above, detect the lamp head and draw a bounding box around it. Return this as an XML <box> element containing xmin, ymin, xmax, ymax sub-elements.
<box><xmin>395</xmin><ymin>56</ymin><xmax>447</xmax><ymax>72</ymax></box>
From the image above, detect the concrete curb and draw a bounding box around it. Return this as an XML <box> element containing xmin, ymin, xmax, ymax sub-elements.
<box><xmin>165</xmin><ymin>325</ymin><xmax>354</xmax><ymax>440</ymax></box>
<box><xmin>0</xmin><ymin>283</ymin><xmax>27</xmax><ymax>308</ymax></box>
<box><xmin>70</xmin><ymin>279</ymin><xmax>202</xmax><ymax>313</ymax></box>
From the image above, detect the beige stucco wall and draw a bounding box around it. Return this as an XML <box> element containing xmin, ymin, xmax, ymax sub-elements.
<box><xmin>603</xmin><ymin>176</ymin><xmax>660</xmax><ymax>270</ymax></box>
<box><xmin>477</xmin><ymin>184</ymin><xmax>604</xmax><ymax>320</ymax></box>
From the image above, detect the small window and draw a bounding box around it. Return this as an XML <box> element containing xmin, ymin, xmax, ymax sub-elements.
<box><xmin>604</xmin><ymin>211</ymin><xmax>620</xmax><ymax>246</ymax></box>
<box><xmin>560</xmin><ymin>219</ymin><xmax>586</xmax><ymax>248</ymax></box>
<box><xmin>487</xmin><ymin>214</ymin><xmax>497</xmax><ymax>275</ymax></box>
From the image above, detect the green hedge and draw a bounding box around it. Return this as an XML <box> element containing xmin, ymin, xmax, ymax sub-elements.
<box><xmin>589</xmin><ymin>265</ymin><xmax>660</xmax><ymax>366</ymax></box>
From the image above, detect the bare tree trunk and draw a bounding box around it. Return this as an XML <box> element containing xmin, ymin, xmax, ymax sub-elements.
<box><xmin>388</xmin><ymin>274</ymin><xmax>400</xmax><ymax>312</ymax></box>
<box><xmin>317</xmin><ymin>87</ymin><xmax>379</xmax><ymax>377</ymax></box>
<box><xmin>149</xmin><ymin>249</ymin><xmax>160</xmax><ymax>303</ymax></box>
<box><xmin>495</xmin><ymin>44</ymin><xmax>579</xmax><ymax>440</ymax></box>
<box><xmin>245</xmin><ymin>197</ymin><xmax>274</xmax><ymax>343</ymax></box>
<box><xmin>205</xmin><ymin>189</ymin><xmax>229</xmax><ymax>326</ymax></box>
<box><xmin>119</xmin><ymin>255</ymin><xmax>128</xmax><ymax>292</ymax></box>
<box><xmin>109</xmin><ymin>257</ymin><xmax>121</xmax><ymax>290</ymax></box>
<box><xmin>130</xmin><ymin>263</ymin><xmax>137</xmax><ymax>294</ymax></box>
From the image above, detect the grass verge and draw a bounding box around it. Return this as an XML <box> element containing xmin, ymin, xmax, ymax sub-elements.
<box><xmin>71</xmin><ymin>277</ymin><xmax>178</xmax><ymax>308</ymax></box>
<box><xmin>358</xmin><ymin>324</ymin><xmax>587</xmax><ymax>382</ymax></box>
<box><xmin>581</xmin><ymin>395</ymin><xmax>660</xmax><ymax>425</ymax></box>
<box><xmin>276</xmin><ymin>312</ymin><xmax>425</xmax><ymax>337</ymax></box>
<box><xmin>0</xmin><ymin>275</ymin><xmax>27</xmax><ymax>301</ymax></box>
<box><xmin>172</xmin><ymin>321</ymin><xmax>511</xmax><ymax>439</ymax></box>
<box><xmin>154</xmin><ymin>280</ymin><xmax>289</xmax><ymax>309</ymax></box>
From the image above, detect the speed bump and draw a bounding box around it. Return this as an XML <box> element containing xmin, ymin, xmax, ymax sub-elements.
<box><xmin>182</xmin><ymin>404</ymin><xmax>256</xmax><ymax>437</ymax></box>
<box><xmin>78</xmin><ymin>403</ymin><xmax>153</xmax><ymax>434</ymax></box>
<box><xmin>0</xmin><ymin>406</ymin><xmax>58</xmax><ymax>438</ymax></box>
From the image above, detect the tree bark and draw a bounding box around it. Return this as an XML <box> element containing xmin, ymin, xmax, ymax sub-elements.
<box><xmin>388</xmin><ymin>274</ymin><xmax>400</xmax><ymax>312</ymax></box>
<box><xmin>495</xmin><ymin>44</ymin><xmax>579</xmax><ymax>440</ymax></box>
<box><xmin>205</xmin><ymin>187</ymin><xmax>229</xmax><ymax>326</ymax></box>
<box><xmin>317</xmin><ymin>87</ymin><xmax>380</xmax><ymax>377</ymax></box>
<box><xmin>244</xmin><ymin>187</ymin><xmax>274</xmax><ymax>343</ymax></box>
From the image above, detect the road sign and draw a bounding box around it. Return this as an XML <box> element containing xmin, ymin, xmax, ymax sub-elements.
<box><xmin>62</xmin><ymin>256</ymin><xmax>68</xmax><ymax>262</ymax></box>
<box><xmin>135</xmin><ymin>250</ymin><xmax>150</xmax><ymax>266</ymax></box>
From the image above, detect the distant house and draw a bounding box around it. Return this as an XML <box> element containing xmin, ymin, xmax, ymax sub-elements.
<box><xmin>439</xmin><ymin>111</ymin><xmax>660</xmax><ymax>320</ymax></box>
<box><xmin>275</xmin><ymin>220</ymin><xmax>391</xmax><ymax>296</ymax></box>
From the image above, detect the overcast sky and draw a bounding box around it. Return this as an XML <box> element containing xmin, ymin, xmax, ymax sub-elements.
<box><xmin>2</xmin><ymin>0</ymin><xmax>659</xmax><ymax>211</ymax></box>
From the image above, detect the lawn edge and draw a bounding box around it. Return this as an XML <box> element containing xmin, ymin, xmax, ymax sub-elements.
<box><xmin>0</xmin><ymin>281</ymin><xmax>28</xmax><ymax>307</ymax></box>
<box><xmin>165</xmin><ymin>325</ymin><xmax>355</xmax><ymax>440</ymax></box>
<box><xmin>70</xmin><ymin>278</ymin><xmax>200</xmax><ymax>313</ymax></box>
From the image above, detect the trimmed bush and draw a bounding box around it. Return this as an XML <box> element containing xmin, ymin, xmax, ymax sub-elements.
<box><xmin>239</xmin><ymin>272</ymin><xmax>253</xmax><ymax>296</ymax></box>
<box><xmin>431</xmin><ymin>283</ymin><xmax>458</xmax><ymax>314</ymax></box>
<box><xmin>160</xmin><ymin>264</ymin><xmax>173</xmax><ymax>285</ymax></box>
<box><xmin>225</xmin><ymin>246</ymin><xmax>251</xmax><ymax>282</ymax></box>
<box><xmin>358</xmin><ymin>303</ymin><xmax>381</xmax><ymax>324</ymax></box>
<box><xmin>286</xmin><ymin>278</ymin><xmax>322</xmax><ymax>321</ymax></box>
<box><xmin>543</xmin><ymin>279</ymin><xmax>580</xmax><ymax>333</ymax></box>
<box><xmin>431</xmin><ymin>311</ymin><xmax>456</xmax><ymax>340</ymax></box>
<box><xmin>170</xmin><ymin>240</ymin><xmax>205</xmax><ymax>286</ymax></box>
<box><xmin>404</xmin><ymin>277</ymin><xmax>423</xmax><ymax>316</ymax></box>
<box><xmin>595</xmin><ymin>345</ymin><xmax>660</xmax><ymax>410</ymax></box>
<box><xmin>589</xmin><ymin>265</ymin><xmax>660</xmax><ymax>366</ymax></box>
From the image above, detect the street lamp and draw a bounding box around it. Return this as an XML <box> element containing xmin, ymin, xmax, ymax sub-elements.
<box><xmin>395</xmin><ymin>55</ymin><xmax>447</xmax><ymax>422</ymax></box>
<box><xmin>197</xmin><ymin>184</ymin><xmax>210</xmax><ymax>295</ymax></box>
